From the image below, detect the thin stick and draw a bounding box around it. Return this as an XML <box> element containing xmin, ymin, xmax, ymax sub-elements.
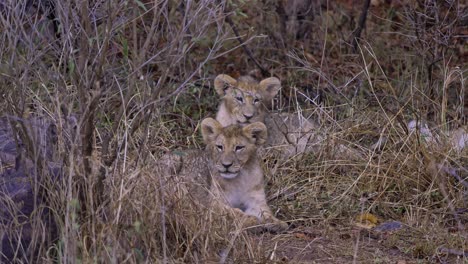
<box><xmin>351</xmin><ymin>0</ymin><xmax>371</xmax><ymax>53</ymax></box>
<box><xmin>225</xmin><ymin>15</ymin><xmax>270</xmax><ymax>77</ymax></box>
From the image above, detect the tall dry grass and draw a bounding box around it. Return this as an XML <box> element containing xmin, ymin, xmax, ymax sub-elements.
<box><xmin>0</xmin><ymin>0</ymin><xmax>254</xmax><ymax>262</ymax></box>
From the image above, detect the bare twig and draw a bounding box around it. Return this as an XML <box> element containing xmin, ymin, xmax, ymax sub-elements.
<box><xmin>225</xmin><ymin>15</ymin><xmax>269</xmax><ymax>77</ymax></box>
<box><xmin>351</xmin><ymin>0</ymin><xmax>371</xmax><ymax>53</ymax></box>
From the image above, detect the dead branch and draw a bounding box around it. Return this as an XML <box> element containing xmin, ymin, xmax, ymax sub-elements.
<box><xmin>351</xmin><ymin>0</ymin><xmax>371</xmax><ymax>53</ymax></box>
<box><xmin>225</xmin><ymin>15</ymin><xmax>270</xmax><ymax>77</ymax></box>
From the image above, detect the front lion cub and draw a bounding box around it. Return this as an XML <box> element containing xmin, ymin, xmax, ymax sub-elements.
<box><xmin>160</xmin><ymin>118</ymin><xmax>287</xmax><ymax>232</ymax></box>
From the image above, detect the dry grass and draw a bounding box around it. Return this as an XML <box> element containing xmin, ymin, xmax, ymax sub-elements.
<box><xmin>0</xmin><ymin>0</ymin><xmax>466</xmax><ymax>263</ymax></box>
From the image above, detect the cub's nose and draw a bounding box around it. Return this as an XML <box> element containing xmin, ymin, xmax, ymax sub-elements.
<box><xmin>244</xmin><ymin>113</ymin><xmax>253</xmax><ymax>120</ymax></box>
<box><xmin>222</xmin><ymin>161</ymin><xmax>232</xmax><ymax>169</ymax></box>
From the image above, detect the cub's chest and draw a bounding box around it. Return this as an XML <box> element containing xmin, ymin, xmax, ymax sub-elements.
<box><xmin>224</xmin><ymin>190</ymin><xmax>248</xmax><ymax>211</ymax></box>
<box><xmin>216</xmin><ymin>168</ymin><xmax>263</xmax><ymax>209</ymax></box>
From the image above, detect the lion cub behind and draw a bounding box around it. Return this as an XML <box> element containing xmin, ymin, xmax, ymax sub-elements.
<box><xmin>160</xmin><ymin>118</ymin><xmax>287</xmax><ymax>232</ymax></box>
<box><xmin>214</xmin><ymin>74</ymin><xmax>318</xmax><ymax>158</ymax></box>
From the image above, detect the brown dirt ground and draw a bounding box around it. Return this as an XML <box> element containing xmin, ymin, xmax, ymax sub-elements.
<box><xmin>248</xmin><ymin>224</ymin><xmax>467</xmax><ymax>263</ymax></box>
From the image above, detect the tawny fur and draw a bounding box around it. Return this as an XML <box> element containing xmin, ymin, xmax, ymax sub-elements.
<box><xmin>214</xmin><ymin>74</ymin><xmax>280</xmax><ymax>126</ymax></box>
<box><xmin>159</xmin><ymin>118</ymin><xmax>288</xmax><ymax>232</ymax></box>
<box><xmin>214</xmin><ymin>74</ymin><xmax>319</xmax><ymax>158</ymax></box>
<box><xmin>214</xmin><ymin>74</ymin><xmax>363</xmax><ymax>160</ymax></box>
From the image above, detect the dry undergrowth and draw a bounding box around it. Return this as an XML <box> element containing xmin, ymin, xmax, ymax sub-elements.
<box><xmin>0</xmin><ymin>0</ymin><xmax>466</xmax><ymax>263</ymax></box>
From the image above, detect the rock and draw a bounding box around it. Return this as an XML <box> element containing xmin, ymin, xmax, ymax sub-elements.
<box><xmin>0</xmin><ymin>115</ymin><xmax>72</xmax><ymax>262</ymax></box>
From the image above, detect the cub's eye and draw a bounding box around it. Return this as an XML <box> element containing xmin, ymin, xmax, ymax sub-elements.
<box><xmin>253</xmin><ymin>98</ymin><xmax>260</xmax><ymax>104</ymax></box>
<box><xmin>235</xmin><ymin>146</ymin><xmax>245</xmax><ymax>152</ymax></box>
<box><xmin>236</xmin><ymin>96</ymin><xmax>243</xmax><ymax>103</ymax></box>
<box><xmin>216</xmin><ymin>145</ymin><xmax>223</xmax><ymax>151</ymax></box>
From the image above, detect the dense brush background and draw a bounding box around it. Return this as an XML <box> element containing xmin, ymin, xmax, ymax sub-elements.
<box><xmin>0</xmin><ymin>0</ymin><xmax>466</xmax><ymax>263</ymax></box>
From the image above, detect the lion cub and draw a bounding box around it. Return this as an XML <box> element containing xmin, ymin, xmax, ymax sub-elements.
<box><xmin>160</xmin><ymin>118</ymin><xmax>288</xmax><ymax>232</ymax></box>
<box><xmin>214</xmin><ymin>74</ymin><xmax>318</xmax><ymax>158</ymax></box>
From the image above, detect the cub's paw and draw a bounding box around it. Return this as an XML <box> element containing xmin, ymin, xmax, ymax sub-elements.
<box><xmin>264</xmin><ymin>218</ymin><xmax>289</xmax><ymax>233</ymax></box>
<box><xmin>229</xmin><ymin>208</ymin><xmax>261</xmax><ymax>231</ymax></box>
<box><xmin>240</xmin><ymin>214</ymin><xmax>265</xmax><ymax>233</ymax></box>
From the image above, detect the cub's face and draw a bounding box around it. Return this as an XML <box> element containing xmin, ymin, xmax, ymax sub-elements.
<box><xmin>201</xmin><ymin>118</ymin><xmax>267</xmax><ymax>179</ymax></box>
<box><xmin>215</xmin><ymin>74</ymin><xmax>281</xmax><ymax>125</ymax></box>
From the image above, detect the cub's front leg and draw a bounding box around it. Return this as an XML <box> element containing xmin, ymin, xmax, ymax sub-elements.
<box><xmin>243</xmin><ymin>191</ymin><xmax>288</xmax><ymax>233</ymax></box>
<box><xmin>209</xmin><ymin>196</ymin><xmax>262</xmax><ymax>231</ymax></box>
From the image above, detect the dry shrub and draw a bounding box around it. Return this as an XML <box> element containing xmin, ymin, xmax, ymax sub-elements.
<box><xmin>0</xmin><ymin>0</ymin><xmax>260</xmax><ymax>262</ymax></box>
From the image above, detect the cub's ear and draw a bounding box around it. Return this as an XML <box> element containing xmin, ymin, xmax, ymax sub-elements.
<box><xmin>201</xmin><ymin>118</ymin><xmax>223</xmax><ymax>143</ymax></box>
<box><xmin>259</xmin><ymin>77</ymin><xmax>281</xmax><ymax>100</ymax></box>
<box><xmin>214</xmin><ymin>74</ymin><xmax>237</xmax><ymax>96</ymax></box>
<box><xmin>243</xmin><ymin>122</ymin><xmax>268</xmax><ymax>146</ymax></box>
